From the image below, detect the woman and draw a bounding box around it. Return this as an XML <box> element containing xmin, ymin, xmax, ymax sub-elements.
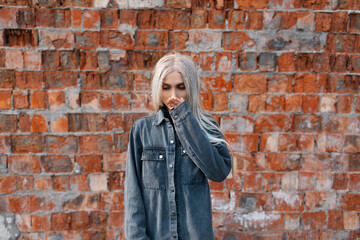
<box><xmin>125</xmin><ymin>53</ymin><xmax>231</xmax><ymax>239</ymax></box>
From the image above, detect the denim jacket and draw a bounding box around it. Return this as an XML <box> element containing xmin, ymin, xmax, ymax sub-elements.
<box><xmin>124</xmin><ymin>101</ymin><xmax>231</xmax><ymax>240</ymax></box>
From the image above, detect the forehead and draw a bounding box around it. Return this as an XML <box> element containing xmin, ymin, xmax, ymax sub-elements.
<box><xmin>163</xmin><ymin>71</ymin><xmax>184</xmax><ymax>85</ymax></box>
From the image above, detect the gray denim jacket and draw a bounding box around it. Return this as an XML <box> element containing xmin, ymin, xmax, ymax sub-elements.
<box><xmin>125</xmin><ymin>101</ymin><xmax>231</xmax><ymax>240</ymax></box>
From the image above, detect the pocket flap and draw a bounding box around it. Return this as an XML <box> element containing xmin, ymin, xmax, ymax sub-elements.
<box><xmin>141</xmin><ymin>148</ymin><xmax>166</xmax><ymax>161</ymax></box>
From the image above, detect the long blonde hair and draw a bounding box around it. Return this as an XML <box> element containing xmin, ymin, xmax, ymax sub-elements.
<box><xmin>151</xmin><ymin>53</ymin><xmax>228</xmax><ymax>146</ymax></box>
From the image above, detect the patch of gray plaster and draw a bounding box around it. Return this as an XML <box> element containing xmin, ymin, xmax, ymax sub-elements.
<box><xmin>0</xmin><ymin>214</ymin><xmax>20</xmax><ymax>240</ymax></box>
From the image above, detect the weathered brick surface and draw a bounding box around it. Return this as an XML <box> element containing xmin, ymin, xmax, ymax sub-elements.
<box><xmin>0</xmin><ymin>1</ymin><xmax>359</xmax><ymax>239</ymax></box>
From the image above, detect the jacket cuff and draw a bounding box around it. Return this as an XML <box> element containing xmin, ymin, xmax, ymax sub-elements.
<box><xmin>169</xmin><ymin>101</ymin><xmax>191</xmax><ymax>123</ymax></box>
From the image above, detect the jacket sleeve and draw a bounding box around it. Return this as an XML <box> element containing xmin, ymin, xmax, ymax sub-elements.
<box><xmin>124</xmin><ymin>123</ymin><xmax>150</xmax><ymax>240</ymax></box>
<box><xmin>170</xmin><ymin>101</ymin><xmax>231</xmax><ymax>182</ymax></box>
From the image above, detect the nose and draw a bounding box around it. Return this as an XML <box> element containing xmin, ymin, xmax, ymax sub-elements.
<box><xmin>170</xmin><ymin>88</ymin><xmax>176</xmax><ymax>98</ymax></box>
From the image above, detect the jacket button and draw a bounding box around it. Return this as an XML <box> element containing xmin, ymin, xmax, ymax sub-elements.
<box><xmin>171</xmin><ymin>210</ymin><xmax>175</xmax><ymax>215</ymax></box>
<box><xmin>159</xmin><ymin>155</ymin><xmax>163</xmax><ymax>159</ymax></box>
<box><xmin>170</xmin><ymin>187</ymin><xmax>174</xmax><ymax>192</ymax></box>
<box><xmin>182</xmin><ymin>149</ymin><xmax>186</xmax><ymax>154</ymax></box>
<box><xmin>174</xmin><ymin>115</ymin><xmax>178</xmax><ymax>120</ymax></box>
<box><xmin>169</xmin><ymin>164</ymin><xmax>173</xmax><ymax>169</ymax></box>
<box><xmin>170</xmin><ymin>140</ymin><xmax>174</xmax><ymax>144</ymax></box>
<box><xmin>172</xmin><ymin>235</ymin><xmax>176</xmax><ymax>238</ymax></box>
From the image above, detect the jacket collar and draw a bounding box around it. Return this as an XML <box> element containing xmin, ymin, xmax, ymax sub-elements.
<box><xmin>153</xmin><ymin>109</ymin><xmax>166</xmax><ymax>126</ymax></box>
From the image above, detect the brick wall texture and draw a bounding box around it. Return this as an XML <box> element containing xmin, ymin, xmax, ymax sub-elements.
<box><xmin>0</xmin><ymin>0</ymin><xmax>360</xmax><ymax>239</ymax></box>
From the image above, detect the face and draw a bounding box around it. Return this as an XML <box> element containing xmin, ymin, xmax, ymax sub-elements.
<box><xmin>161</xmin><ymin>71</ymin><xmax>188</xmax><ymax>109</ymax></box>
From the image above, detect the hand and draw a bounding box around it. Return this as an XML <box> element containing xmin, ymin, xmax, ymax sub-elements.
<box><xmin>166</xmin><ymin>97</ymin><xmax>185</xmax><ymax>110</ymax></box>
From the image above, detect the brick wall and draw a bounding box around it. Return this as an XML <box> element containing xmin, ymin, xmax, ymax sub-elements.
<box><xmin>0</xmin><ymin>0</ymin><xmax>360</xmax><ymax>239</ymax></box>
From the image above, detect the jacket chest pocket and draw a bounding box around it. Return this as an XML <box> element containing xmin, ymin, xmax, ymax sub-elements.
<box><xmin>141</xmin><ymin>148</ymin><xmax>166</xmax><ymax>190</ymax></box>
<box><xmin>181</xmin><ymin>147</ymin><xmax>205</xmax><ymax>185</ymax></box>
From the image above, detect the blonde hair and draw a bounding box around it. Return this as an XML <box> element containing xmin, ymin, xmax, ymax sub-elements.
<box><xmin>151</xmin><ymin>53</ymin><xmax>228</xmax><ymax>146</ymax></box>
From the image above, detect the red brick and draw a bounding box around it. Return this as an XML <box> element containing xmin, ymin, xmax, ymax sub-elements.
<box><xmin>71</xmin><ymin>9</ymin><xmax>82</xmax><ymax>27</ymax></box>
<box><xmin>227</xmin><ymin>10</ymin><xmax>245</xmax><ymax>30</ymax></box>
<box><xmin>9</xmin><ymin>155</ymin><xmax>40</xmax><ymax>174</ymax></box>
<box><xmin>245</xmin><ymin>11</ymin><xmax>263</xmax><ymax>30</ymax></box>
<box><xmin>294</xmin><ymin>73</ymin><xmax>327</xmax><ymax>93</ymax></box>
<box><xmin>51</xmin><ymin>212</ymin><xmax>71</xmax><ymax>231</ymax></box>
<box><xmin>325</xmin><ymin>134</ymin><xmax>343</xmax><ymax>152</ymax></box>
<box><xmin>267</xmin><ymin>153</ymin><xmax>301</xmax><ymax>171</ymax></box>
<box><xmin>165</xmin><ymin>0</ymin><xmax>191</xmax><ymax>8</ymax></box>
<box><xmin>267</xmin><ymin>212</ymin><xmax>284</xmax><ymax>230</ymax></box>
<box><xmin>349</xmin><ymin>173</ymin><xmax>360</xmax><ymax>191</ymax></box>
<box><xmin>52</xmin><ymin>175</ymin><xmax>70</xmax><ymax>192</ymax></box>
<box><xmin>248</xmin><ymin>94</ymin><xmax>266</xmax><ymax>113</ymax></box>
<box><xmin>333</xmin><ymin>173</ymin><xmax>348</xmax><ymax>190</ymax></box>
<box><xmin>79</xmin><ymin>50</ymin><xmax>96</xmax><ymax>70</ymax></box>
<box><xmin>68</xmin><ymin>114</ymin><xmax>105</xmax><ymax>132</ymax></box>
<box><xmin>315</xmin><ymin>12</ymin><xmax>331</xmax><ymax>31</ymax></box>
<box><xmin>45</xmin><ymin>136</ymin><xmax>77</xmax><ymax>154</ymax></box>
<box><xmin>44</xmin><ymin>71</ymin><xmax>77</xmax><ymax>89</ymax></box>
<box><xmin>13</xmin><ymin>90</ymin><xmax>29</xmax><ymax>109</ymax></box>
<box><xmin>302</xmin><ymin>95</ymin><xmax>319</xmax><ymax>113</ymax></box>
<box><xmin>220</xmin><ymin>115</ymin><xmax>254</xmax><ymax>133</ymax></box>
<box><xmin>0</xmin><ymin>71</ymin><xmax>15</xmax><ymax>88</ymax></box>
<box><xmin>75</xmin><ymin>31</ymin><xmax>100</xmax><ymax>50</ymax></box>
<box><xmin>17</xmin><ymin>175</ymin><xmax>34</xmax><ymax>192</ymax></box>
<box><xmin>51</xmin><ymin>115</ymin><xmax>68</xmax><ymax>132</ymax></box>
<box><xmin>191</xmin><ymin>10</ymin><xmax>207</xmax><ymax>28</ymax></box>
<box><xmin>15</xmin><ymin>214</ymin><xmax>31</xmax><ymax>232</ymax></box>
<box><xmin>109</xmin><ymin>171</ymin><xmax>125</xmax><ymax>191</ymax></box>
<box><xmin>71</xmin><ymin>211</ymin><xmax>90</xmax><ymax>230</ymax></box>
<box><xmin>30</xmin><ymin>91</ymin><xmax>48</xmax><ymax>109</ymax></box>
<box><xmin>298</xmin><ymin>172</ymin><xmax>315</xmax><ymax>191</ymax></box>
<box><xmin>273</xmin><ymin>192</ymin><xmax>304</xmax><ymax>211</ymax></box>
<box><xmin>260</xmin><ymin>133</ymin><xmax>278</xmax><ymax>152</ymax></box>
<box><xmin>331</xmin><ymin>12</ymin><xmax>348</xmax><ymax>32</ymax></box>
<box><xmin>30</xmin><ymin>114</ymin><xmax>48</xmax><ymax>133</ymax></box>
<box><xmin>135</xmin><ymin>31</ymin><xmax>168</xmax><ymax>50</ymax></box>
<box><xmin>48</xmin><ymin>91</ymin><xmax>66</xmax><ymax>111</ymax></box>
<box><xmin>278</xmin><ymin>133</ymin><xmax>297</xmax><ymax>151</ymax></box>
<box><xmin>154</xmin><ymin>10</ymin><xmax>173</xmax><ymax>29</ymax></box>
<box><xmin>40</xmin><ymin>30</ymin><xmax>74</xmax><ymax>49</ymax></box>
<box><xmin>293</xmin><ymin>115</ymin><xmax>322</xmax><ymax>132</ymax></box>
<box><xmin>278</xmin><ymin>52</ymin><xmax>295</xmax><ymax>72</ymax></box>
<box><xmin>109</xmin><ymin>212</ymin><xmax>124</xmax><ymax>229</ymax></box>
<box><xmin>29</xmin><ymin>195</ymin><xmax>55</xmax><ymax>212</ymax></box>
<box><xmin>234</xmin><ymin>0</ymin><xmax>269</xmax><ymax>9</ymax></box>
<box><xmin>103</xmin><ymin>153</ymin><xmax>126</xmax><ymax>172</ymax></box>
<box><xmin>298</xmin><ymin>134</ymin><xmax>314</xmax><ymax>151</ymax></box>
<box><xmin>243</xmin><ymin>172</ymin><xmax>262</xmax><ymax>191</ymax></box>
<box><xmin>0</xmin><ymin>7</ymin><xmax>18</xmax><ymax>28</ymax></box>
<box><xmin>100</xmin><ymin>30</ymin><xmax>133</xmax><ymax>50</ymax></box>
<box><xmin>303</xmin><ymin>0</ymin><xmax>330</xmax><ymax>9</ymax></box>
<box><xmin>11</xmin><ymin>135</ymin><xmax>44</xmax><ymax>154</ymax></box>
<box><xmin>341</xmin><ymin>193</ymin><xmax>360</xmax><ymax>211</ymax></box>
<box><xmin>344</xmin><ymin>135</ymin><xmax>360</xmax><ymax>153</ymax></box>
<box><xmin>266</xmin><ymin>95</ymin><xmax>285</xmax><ymax>112</ymax></box>
<box><xmin>0</xmin><ymin>176</ymin><xmax>17</xmax><ymax>193</ymax></box>
<box><xmin>0</xmin><ymin>114</ymin><xmax>17</xmax><ymax>133</ymax></box>
<box><xmin>0</xmin><ymin>91</ymin><xmax>11</xmax><ymax>109</ymax></box>
<box><xmin>254</xmin><ymin>114</ymin><xmax>291</xmax><ymax>132</ymax></box>
<box><xmin>302</xmin><ymin>153</ymin><xmax>332</xmax><ymax>171</ymax></box>
<box><xmin>34</xmin><ymin>177</ymin><xmax>51</xmax><ymax>191</ymax></box>
<box><xmin>327</xmin><ymin>210</ymin><xmax>344</xmax><ymax>229</ymax></box>
<box><xmin>70</xmin><ymin>175</ymin><xmax>89</xmax><ymax>192</ymax></box>
<box><xmin>262</xmin><ymin>172</ymin><xmax>282</xmax><ymax>191</ymax></box>
<box><xmin>349</xmin><ymin>13</ymin><xmax>360</xmax><ymax>33</ymax></box>
<box><xmin>201</xmin><ymin>73</ymin><xmax>232</xmax><ymax>92</ymax></box>
<box><xmin>212</xmin><ymin>92</ymin><xmax>229</xmax><ymax>111</ymax></box>
<box><xmin>337</xmin><ymin>95</ymin><xmax>353</xmax><ymax>113</ymax></box>
<box><xmin>237</xmin><ymin>52</ymin><xmax>257</xmax><ymax>71</ymax></box>
<box><xmin>8</xmin><ymin>195</ymin><xmax>28</xmax><ymax>213</ymax></box>
<box><xmin>169</xmin><ymin>31</ymin><xmax>188</xmax><ymax>50</ymax></box>
<box><xmin>100</xmin><ymin>192</ymin><xmax>124</xmax><ymax>211</ymax></box>
<box><xmin>223</xmin><ymin>32</ymin><xmax>255</xmax><ymax>51</ymax></box>
<box><xmin>32</xmin><ymin>214</ymin><xmax>50</xmax><ymax>232</ymax></box>
<box><xmin>216</xmin><ymin>52</ymin><xmax>232</xmax><ymax>71</ymax></box>
<box><xmin>41</xmin><ymin>51</ymin><xmax>59</xmax><ymax>70</ymax></box>
<box><xmin>100</xmin><ymin>72</ymin><xmax>133</xmax><ymax>90</ymax></box>
<box><xmin>101</xmin><ymin>9</ymin><xmax>118</xmax><ymax>29</ymax></box>
<box><xmin>41</xmin><ymin>155</ymin><xmax>74</xmax><ymax>173</ymax></box>
<box><xmin>83</xmin><ymin>10</ymin><xmax>100</xmax><ymax>29</ymax></box>
<box><xmin>208</xmin><ymin>10</ymin><xmax>225</xmax><ymax>29</ymax></box>
<box><xmin>326</xmin><ymin>33</ymin><xmax>359</xmax><ymax>53</ymax></box>
<box><xmin>325</xmin><ymin>116</ymin><xmax>356</xmax><ymax>133</ymax></box>
<box><xmin>75</xmin><ymin>155</ymin><xmax>102</xmax><ymax>173</ymax></box>
<box><xmin>79</xmin><ymin>135</ymin><xmax>113</xmax><ymax>154</ymax></box>
<box><xmin>216</xmin><ymin>231</ymin><xmax>252</xmax><ymax>240</ymax></box>
<box><xmin>234</xmin><ymin>74</ymin><xmax>267</xmax><ymax>93</ymax></box>
<box><xmin>285</xmin><ymin>95</ymin><xmax>302</xmax><ymax>112</ymax></box>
